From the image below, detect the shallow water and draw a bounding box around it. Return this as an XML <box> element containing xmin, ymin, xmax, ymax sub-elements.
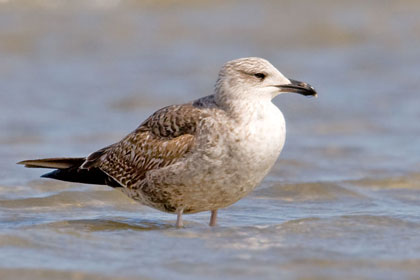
<box><xmin>1</xmin><ymin>1</ymin><xmax>420</xmax><ymax>279</ymax></box>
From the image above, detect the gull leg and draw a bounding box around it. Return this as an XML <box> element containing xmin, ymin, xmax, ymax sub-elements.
<box><xmin>176</xmin><ymin>208</ymin><xmax>184</xmax><ymax>228</ymax></box>
<box><xmin>209</xmin><ymin>209</ymin><xmax>218</xmax><ymax>227</ymax></box>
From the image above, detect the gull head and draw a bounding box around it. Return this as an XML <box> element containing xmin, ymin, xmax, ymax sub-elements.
<box><xmin>215</xmin><ymin>57</ymin><xmax>317</xmax><ymax>103</ymax></box>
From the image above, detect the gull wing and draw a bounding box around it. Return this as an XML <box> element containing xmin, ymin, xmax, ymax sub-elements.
<box><xmin>81</xmin><ymin>103</ymin><xmax>207</xmax><ymax>189</ymax></box>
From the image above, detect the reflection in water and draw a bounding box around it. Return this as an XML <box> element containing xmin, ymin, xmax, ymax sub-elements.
<box><xmin>0</xmin><ymin>0</ymin><xmax>420</xmax><ymax>279</ymax></box>
<box><xmin>43</xmin><ymin>218</ymin><xmax>173</xmax><ymax>232</ymax></box>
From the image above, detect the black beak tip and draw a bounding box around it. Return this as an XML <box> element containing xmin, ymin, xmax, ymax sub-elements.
<box><xmin>278</xmin><ymin>79</ymin><xmax>318</xmax><ymax>97</ymax></box>
<box><xmin>307</xmin><ymin>86</ymin><xmax>318</xmax><ymax>97</ymax></box>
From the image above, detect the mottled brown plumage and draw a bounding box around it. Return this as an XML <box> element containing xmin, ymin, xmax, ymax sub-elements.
<box><xmin>82</xmin><ymin>101</ymin><xmax>213</xmax><ymax>187</ymax></box>
<box><xmin>18</xmin><ymin>57</ymin><xmax>317</xmax><ymax>227</ymax></box>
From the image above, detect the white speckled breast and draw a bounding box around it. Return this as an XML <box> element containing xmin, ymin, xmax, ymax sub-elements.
<box><xmin>142</xmin><ymin>100</ymin><xmax>286</xmax><ymax>213</ymax></box>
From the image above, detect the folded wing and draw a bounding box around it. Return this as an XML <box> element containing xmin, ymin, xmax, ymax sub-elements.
<box><xmin>80</xmin><ymin>103</ymin><xmax>207</xmax><ymax>189</ymax></box>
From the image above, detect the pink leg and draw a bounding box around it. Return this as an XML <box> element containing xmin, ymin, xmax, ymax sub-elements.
<box><xmin>209</xmin><ymin>209</ymin><xmax>218</xmax><ymax>226</ymax></box>
<box><xmin>176</xmin><ymin>208</ymin><xmax>184</xmax><ymax>228</ymax></box>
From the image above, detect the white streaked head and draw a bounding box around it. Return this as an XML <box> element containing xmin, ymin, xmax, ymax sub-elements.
<box><xmin>215</xmin><ymin>57</ymin><xmax>317</xmax><ymax>103</ymax></box>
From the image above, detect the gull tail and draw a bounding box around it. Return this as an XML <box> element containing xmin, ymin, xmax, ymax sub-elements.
<box><xmin>17</xmin><ymin>157</ymin><xmax>121</xmax><ymax>188</ymax></box>
<box><xmin>18</xmin><ymin>157</ymin><xmax>86</xmax><ymax>169</ymax></box>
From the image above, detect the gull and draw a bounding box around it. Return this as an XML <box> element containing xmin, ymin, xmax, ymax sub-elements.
<box><xmin>18</xmin><ymin>57</ymin><xmax>317</xmax><ymax>228</ymax></box>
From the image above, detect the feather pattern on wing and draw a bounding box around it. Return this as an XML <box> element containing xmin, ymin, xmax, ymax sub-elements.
<box><xmin>80</xmin><ymin>102</ymin><xmax>211</xmax><ymax>189</ymax></box>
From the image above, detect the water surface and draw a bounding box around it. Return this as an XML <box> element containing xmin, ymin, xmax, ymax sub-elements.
<box><xmin>1</xmin><ymin>1</ymin><xmax>420</xmax><ymax>279</ymax></box>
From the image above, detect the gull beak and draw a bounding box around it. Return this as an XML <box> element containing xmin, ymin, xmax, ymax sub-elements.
<box><xmin>276</xmin><ymin>79</ymin><xmax>317</xmax><ymax>97</ymax></box>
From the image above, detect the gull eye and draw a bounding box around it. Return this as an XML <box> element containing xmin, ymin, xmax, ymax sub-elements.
<box><xmin>253</xmin><ymin>73</ymin><xmax>266</xmax><ymax>80</ymax></box>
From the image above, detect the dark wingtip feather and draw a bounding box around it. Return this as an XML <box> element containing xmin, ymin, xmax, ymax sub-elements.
<box><xmin>40</xmin><ymin>167</ymin><xmax>122</xmax><ymax>188</ymax></box>
<box><xmin>40</xmin><ymin>170</ymin><xmax>56</xmax><ymax>178</ymax></box>
<box><xmin>20</xmin><ymin>157</ymin><xmax>121</xmax><ymax>188</ymax></box>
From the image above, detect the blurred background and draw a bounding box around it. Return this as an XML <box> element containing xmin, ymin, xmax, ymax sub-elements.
<box><xmin>0</xmin><ymin>1</ymin><xmax>419</xmax><ymax>279</ymax></box>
